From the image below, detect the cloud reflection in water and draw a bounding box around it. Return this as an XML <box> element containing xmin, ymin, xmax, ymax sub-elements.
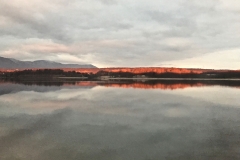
<box><xmin>0</xmin><ymin>81</ymin><xmax>240</xmax><ymax>159</ymax></box>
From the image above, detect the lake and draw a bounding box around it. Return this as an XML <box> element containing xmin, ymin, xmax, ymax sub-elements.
<box><xmin>0</xmin><ymin>81</ymin><xmax>240</xmax><ymax>160</ymax></box>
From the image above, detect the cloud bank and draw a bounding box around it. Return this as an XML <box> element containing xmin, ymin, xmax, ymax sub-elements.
<box><xmin>0</xmin><ymin>0</ymin><xmax>240</xmax><ymax>68</ymax></box>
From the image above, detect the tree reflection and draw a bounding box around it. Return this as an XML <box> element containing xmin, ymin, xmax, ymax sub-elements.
<box><xmin>1</xmin><ymin>79</ymin><xmax>240</xmax><ymax>89</ymax></box>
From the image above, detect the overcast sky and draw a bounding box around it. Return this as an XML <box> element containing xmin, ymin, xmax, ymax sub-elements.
<box><xmin>0</xmin><ymin>0</ymin><xmax>240</xmax><ymax>69</ymax></box>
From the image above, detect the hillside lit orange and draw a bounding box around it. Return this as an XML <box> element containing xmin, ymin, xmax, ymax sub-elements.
<box><xmin>1</xmin><ymin>67</ymin><xmax>236</xmax><ymax>74</ymax></box>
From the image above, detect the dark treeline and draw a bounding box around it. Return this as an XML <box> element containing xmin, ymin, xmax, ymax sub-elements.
<box><xmin>0</xmin><ymin>69</ymin><xmax>94</xmax><ymax>80</ymax></box>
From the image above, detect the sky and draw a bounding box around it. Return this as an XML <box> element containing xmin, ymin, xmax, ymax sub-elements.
<box><xmin>0</xmin><ymin>0</ymin><xmax>240</xmax><ymax>69</ymax></box>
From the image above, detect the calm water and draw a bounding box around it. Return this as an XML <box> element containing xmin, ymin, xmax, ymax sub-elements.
<box><xmin>0</xmin><ymin>81</ymin><xmax>240</xmax><ymax>160</ymax></box>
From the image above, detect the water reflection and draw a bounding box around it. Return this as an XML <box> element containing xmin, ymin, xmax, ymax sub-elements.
<box><xmin>0</xmin><ymin>81</ymin><xmax>240</xmax><ymax>159</ymax></box>
<box><xmin>1</xmin><ymin>79</ymin><xmax>240</xmax><ymax>91</ymax></box>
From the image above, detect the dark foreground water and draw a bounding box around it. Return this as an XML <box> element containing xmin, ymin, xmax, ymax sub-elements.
<box><xmin>0</xmin><ymin>81</ymin><xmax>240</xmax><ymax>160</ymax></box>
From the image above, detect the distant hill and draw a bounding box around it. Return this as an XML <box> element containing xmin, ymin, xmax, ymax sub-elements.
<box><xmin>0</xmin><ymin>56</ymin><xmax>97</xmax><ymax>69</ymax></box>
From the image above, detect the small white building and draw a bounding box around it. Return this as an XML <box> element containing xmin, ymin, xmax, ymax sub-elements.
<box><xmin>100</xmin><ymin>76</ymin><xmax>110</xmax><ymax>80</ymax></box>
<box><xmin>133</xmin><ymin>75</ymin><xmax>147</xmax><ymax>78</ymax></box>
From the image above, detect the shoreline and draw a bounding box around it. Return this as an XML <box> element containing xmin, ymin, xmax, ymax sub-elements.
<box><xmin>98</xmin><ymin>77</ymin><xmax>240</xmax><ymax>81</ymax></box>
<box><xmin>57</xmin><ymin>77</ymin><xmax>88</xmax><ymax>79</ymax></box>
<box><xmin>2</xmin><ymin>77</ymin><xmax>240</xmax><ymax>81</ymax></box>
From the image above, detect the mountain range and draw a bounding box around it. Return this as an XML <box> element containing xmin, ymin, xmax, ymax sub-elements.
<box><xmin>0</xmin><ymin>56</ymin><xmax>97</xmax><ymax>69</ymax></box>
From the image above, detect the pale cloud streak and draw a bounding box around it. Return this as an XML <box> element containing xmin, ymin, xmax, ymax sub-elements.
<box><xmin>161</xmin><ymin>48</ymin><xmax>240</xmax><ymax>69</ymax></box>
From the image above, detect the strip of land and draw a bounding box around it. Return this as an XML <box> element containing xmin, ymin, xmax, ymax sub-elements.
<box><xmin>96</xmin><ymin>77</ymin><xmax>240</xmax><ymax>81</ymax></box>
<box><xmin>1</xmin><ymin>68</ymin><xmax>240</xmax><ymax>81</ymax></box>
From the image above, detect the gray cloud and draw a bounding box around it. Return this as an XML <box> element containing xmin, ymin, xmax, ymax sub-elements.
<box><xmin>0</xmin><ymin>0</ymin><xmax>239</xmax><ymax>68</ymax></box>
